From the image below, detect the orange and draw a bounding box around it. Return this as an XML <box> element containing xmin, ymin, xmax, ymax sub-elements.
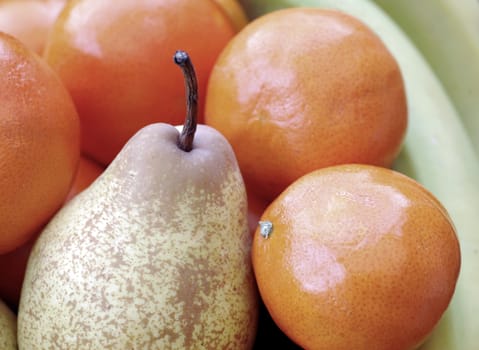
<box><xmin>205</xmin><ymin>8</ymin><xmax>408</xmax><ymax>202</ymax></box>
<box><xmin>44</xmin><ymin>0</ymin><xmax>239</xmax><ymax>166</ymax></box>
<box><xmin>0</xmin><ymin>32</ymin><xmax>80</xmax><ymax>254</ymax></box>
<box><xmin>0</xmin><ymin>0</ymin><xmax>66</xmax><ymax>54</ymax></box>
<box><xmin>211</xmin><ymin>0</ymin><xmax>249</xmax><ymax>32</ymax></box>
<box><xmin>252</xmin><ymin>164</ymin><xmax>461</xmax><ymax>350</ymax></box>
<box><xmin>0</xmin><ymin>155</ymin><xmax>104</xmax><ymax>311</ymax></box>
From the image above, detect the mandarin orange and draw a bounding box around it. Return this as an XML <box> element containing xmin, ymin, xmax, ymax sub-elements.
<box><xmin>205</xmin><ymin>8</ymin><xmax>407</xmax><ymax>202</ymax></box>
<box><xmin>44</xmin><ymin>0</ymin><xmax>239</xmax><ymax>165</ymax></box>
<box><xmin>0</xmin><ymin>32</ymin><xmax>80</xmax><ymax>254</ymax></box>
<box><xmin>251</xmin><ymin>164</ymin><xmax>460</xmax><ymax>350</ymax></box>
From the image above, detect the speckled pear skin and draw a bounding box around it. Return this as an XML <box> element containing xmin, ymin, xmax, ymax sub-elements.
<box><xmin>17</xmin><ymin>123</ymin><xmax>258</xmax><ymax>349</ymax></box>
<box><xmin>0</xmin><ymin>299</ymin><xmax>17</xmax><ymax>349</ymax></box>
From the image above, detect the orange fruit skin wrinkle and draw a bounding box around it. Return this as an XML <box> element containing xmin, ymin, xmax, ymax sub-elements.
<box><xmin>252</xmin><ymin>164</ymin><xmax>460</xmax><ymax>350</ymax></box>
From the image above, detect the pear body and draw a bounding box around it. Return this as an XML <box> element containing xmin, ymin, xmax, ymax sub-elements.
<box><xmin>0</xmin><ymin>299</ymin><xmax>17</xmax><ymax>349</ymax></box>
<box><xmin>18</xmin><ymin>123</ymin><xmax>258</xmax><ymax>349</ymax></box>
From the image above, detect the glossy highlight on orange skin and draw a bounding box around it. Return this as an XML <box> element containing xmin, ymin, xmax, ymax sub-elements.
<box><xmin>252</xmin><ymin>164</ymin><xmax>460</xmax><ymax>350</ymax></box>
<box><xmin>44</xmin><ymin>0</ymin><xmax>237</xmax><ymax>166</ymax></box>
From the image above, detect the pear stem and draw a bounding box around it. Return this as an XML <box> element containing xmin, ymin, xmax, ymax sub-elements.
<box><xmin>174</xmin><ymin>50</ymin><xmax>198</xmax><ymax>152</ymax></box>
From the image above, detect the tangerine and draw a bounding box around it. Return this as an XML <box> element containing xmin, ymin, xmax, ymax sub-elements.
<box><xmin>205</xmin><ymin>8</ymin><xmax>408</xmax><ymax>201</ymax></box>
<box><xmin>44</xmin><ymin>0</ymin><xmax>239</xmax><ymax>165</ymax></box>
<box><xmin>0</xmin><ymin>32</ymin><xmax>80</xmax><ymax>254</ymax></box>
<box><xmin>251</xmin><ymin>164</ymin><xmax>460</xmax><ymax>350</ymax></box>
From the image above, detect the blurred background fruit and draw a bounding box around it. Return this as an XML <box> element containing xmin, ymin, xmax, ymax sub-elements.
<box><xmin>44</xmin><ymin>0</ymin><xmax>240</xmax><ymax>166</ymax></box>
<box><xmin>372</xmin><ymin>0</ymin><xmax>479</xmax><ymax>159</ymax></box>
<box><xmin>252</xmin><ymin>164</ymin><xmax>460</xmax><ymax>350</ymax></box>
<box><xmin>205</xmin><ymin>8</ymin><xmax>407</xmax><ymax>202</ymax></box>
<box><xmin>211</xmin><ymin>0</ymin><xmax>250</xmax><ymax>31</ymax></box>
<box><xmin>0</xmin><ymin>0</ymin><xmax>66</xmax><ymax>54</ymax></box>
<box><xmin>0</xmin><ymin>32</ymin><xmax>80</xmax><ymax>255</ymax></box>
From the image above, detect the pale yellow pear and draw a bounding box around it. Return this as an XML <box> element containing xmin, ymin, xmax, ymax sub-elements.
<box><xmin>17</xmin><ymin>51</ymin><xmax>258</xmax><ymax>349</ymax></box>
<box><xmin>0</xmin><ymin>299</ymin><xmax>16</xmax><ymax>350</ymax></box>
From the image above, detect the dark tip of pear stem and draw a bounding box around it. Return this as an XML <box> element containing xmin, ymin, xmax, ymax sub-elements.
<box><xmin>174</xmin><ymin>50</ymin><xmax>198</xmax><ymax>152</ymax></box>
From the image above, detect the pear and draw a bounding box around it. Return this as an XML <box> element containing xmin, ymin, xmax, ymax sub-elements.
<box><xmin>17</xmin><ymin>51</ymin><xmax>258</xmax><ymax>349</ymax></box>
<box><xmin>0</xmin><ymin>299</ymin><xmax>17</xmax><ymax>349</ymax></box>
